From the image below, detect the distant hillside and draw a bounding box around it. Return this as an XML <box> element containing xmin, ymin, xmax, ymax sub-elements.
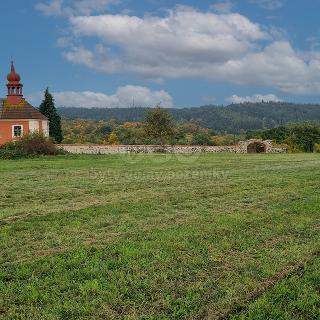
<box><xmin>58</xmin><ymin>102</ymin><xmax>320</xmax><ymax>133</ymax></box>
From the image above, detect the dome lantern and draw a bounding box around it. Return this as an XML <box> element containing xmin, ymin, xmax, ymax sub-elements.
<box><xmin>6</xmin><ymin>61</ymin><xmax>23</xmax><ymax>105</ymax></box>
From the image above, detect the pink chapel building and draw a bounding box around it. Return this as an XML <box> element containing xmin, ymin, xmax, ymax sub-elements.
<box><xmin>0</xmin><ymin>62</ymin><xmax>49</xmax><ymax>144</ymax></box>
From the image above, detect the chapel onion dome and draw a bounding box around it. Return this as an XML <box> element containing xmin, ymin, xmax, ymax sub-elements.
<box><xmin>7</xmin><ymin>61</ymin><xmax>21</xmax><ymax>82</ymax></box>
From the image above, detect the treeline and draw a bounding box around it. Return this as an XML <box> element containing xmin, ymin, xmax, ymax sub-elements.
<box><xmin>247</xmin><ymin>123</ymin><xmax>320</xmax><ymax>152</ymax></box>
<box><xmin>58</xmin><ymin>102</ymin><xmax>320</xmax><ymax>133</ymax></box>
<box><xmin>62</xmin><ymin>119</ymin><xmax>242</xmax><ymax>146</ymax></box>
<box><xmin>62</xmin><ymin>119</ymin><xmax>320</xmax><ymax>153</ymax></box>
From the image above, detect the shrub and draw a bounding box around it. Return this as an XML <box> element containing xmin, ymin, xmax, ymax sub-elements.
<box><xmin>272</xmin><ymin>143</ymin><xmax>290</xmax><ymax>149</ymax></box>
<box><xmin>0</xmin><ymin>141</ymin><xmax>29</xmax><ymax>159</ymax></box>
<box><xmin>107</xmin><ymin>132</ymin><xmax>120</xmax><ymax>145</ymax></box>
<box><xmin>212</xmin><ymin>135</ymin><xmax>239</xmax><ymax>146</ymax></box>
<box><xmin>315</xmin><ymin>144</ymin><xmax>320</xmax><ymax>153</ymax></box>
<box><xmin>0</xmin><ymin>133</ymin><xmax>64</xmax><ymax>159</ymax></box>
<box><xmin>192</xmin><ymin>132</ymin><xmax>213</xmax><ymax>146</ymax></box>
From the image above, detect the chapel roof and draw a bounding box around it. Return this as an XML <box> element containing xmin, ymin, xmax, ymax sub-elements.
<box><xmin>0</xmin><ymin>99</ymin><xmax>48</xmax><ymax>120</ymax></box>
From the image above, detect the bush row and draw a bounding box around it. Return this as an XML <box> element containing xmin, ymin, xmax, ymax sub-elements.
<box><xmin>0</xmin><ymin>133</ymin><xmax>65</xmax><ymax>159</ymax></box>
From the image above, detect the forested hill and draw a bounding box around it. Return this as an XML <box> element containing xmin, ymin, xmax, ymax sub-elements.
<box><xmin>58</xmin><ymin>102</ymin><xmax>320</xmax><ymax>133</ymax></box>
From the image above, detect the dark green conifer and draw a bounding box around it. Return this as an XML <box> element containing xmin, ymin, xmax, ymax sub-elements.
<box><xmin>39</xmin><ymin>88</ymin><xmax>63</xmax><ymax>143</ymax></box>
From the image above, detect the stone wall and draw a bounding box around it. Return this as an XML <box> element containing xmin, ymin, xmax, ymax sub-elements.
<box><xmin>58</xmin><ymin>140</ymin><xmax>287</xmax><ymax>155</ymax></box>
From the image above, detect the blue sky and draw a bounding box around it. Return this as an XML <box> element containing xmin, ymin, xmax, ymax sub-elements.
<box><xmin>1</xmin><ymin>0</ymin><xmax>320</xmax><ymax>108</ymax></box>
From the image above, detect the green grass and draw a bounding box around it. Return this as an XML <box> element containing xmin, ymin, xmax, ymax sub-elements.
<box><xmin>0</xmin><ymin>153</ymin><xmax>319</xmax><ymax>319</ymax></box>
<box><xmin>230</xmin><ymin>256</ymin><xmax>320</xmax><ymax>320</ymax></box>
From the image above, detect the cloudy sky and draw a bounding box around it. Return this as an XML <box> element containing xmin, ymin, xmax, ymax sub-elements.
<box><xmin>1</xmin><ymin>0</ymin><xmax>320</xmax><ymax>108</ymax></box>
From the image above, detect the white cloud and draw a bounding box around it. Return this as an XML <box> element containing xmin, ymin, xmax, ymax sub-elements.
<box><xmin>35</xmin><ymin>0</ymin><xmax>119</xmax><ymax>16</ymax></box>
<box><xmin>64</xmin><ymin>45</ymin><xmax>123</xmax><ymax>73</ymax></box>
<box><xmin>28</xmin><ymin>86</ymin><xmax>173</xmax><ymax>108</ymax></box>
<box><xmin>64</xmin><ymin>7</ymin><xmax>320</xmax><ymax>95</ymax></box>
<box><xmin>219</xmin><ymin>41</ymin><xmax>320</xmax><ymax>95</ymax></box>
<box><xmin>55</xmin><ymin>37</ymin><xmax>72</xmax><ymax>48</ymax></box>
<box><xmin>66</xmin><ymin>7</ymin><xmax>268</xmax><ymax>80</ymax></box>
<box><xmin>226</xmin><ymin>93</ymin><xmax>282</xmax><ymax>104</ymax></box>
<box><xmin>36</xmin><ymin>0</ymin><xmax>63</xmax><ymax>16</ymax></box>
<box><xmin>210</xmin><ymin>1</ymin><xmax>235</xmax><ymax>13</ymax></box>
<box><xmin>37</xmin><ymin>5</ymin><xmax>320</xmax><ymax>96</ymax></box>
<box><xmin>249</xmin><ymin>0</ymin><xmax>286</xmax><ymax>10</ymax></box>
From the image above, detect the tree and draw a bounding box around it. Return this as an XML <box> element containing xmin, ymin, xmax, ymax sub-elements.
<box><xmin>192</xmin><ymin>132</ymin><xmax>213</xmax><ymax>145</ymax></box>
<box><xmin>39</xmin><ymin>88</ymin><xmax>63</xmax><ymax>143</ymax></box>
<box><xmin>246</xmin><ymin>126</ymin><xmax>289</xmax><ymax>143</ymax></box>
<box><xmin>144</xmin><ymin>106</ymin><xmax>175</xmax><ymax>145</ymax></box>
<box><xmin>107</xmin><ymin>132</ymin><xmax>120</xmax><ymax>145</ymax></box>
<box><xmin>287</xmin><ymin>123</ymin><xmax>320</xmax><ymax>152</ymax></box>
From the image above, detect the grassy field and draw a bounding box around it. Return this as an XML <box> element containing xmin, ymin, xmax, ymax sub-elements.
<box><xmin>0</xmin><ymin>153</ymin><xmax>319</xmax><ymax>319</ymax></box>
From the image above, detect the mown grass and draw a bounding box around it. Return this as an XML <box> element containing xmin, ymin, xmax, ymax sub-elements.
<box><xmin>231</xmin><ymin>256</ymin><xmax>320</xmax><ymax>320</ymax></box>
<box><xmin>0</xmin><ymin>153</ymin><xmax>319</xmax><ymax>319</ymax></box>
